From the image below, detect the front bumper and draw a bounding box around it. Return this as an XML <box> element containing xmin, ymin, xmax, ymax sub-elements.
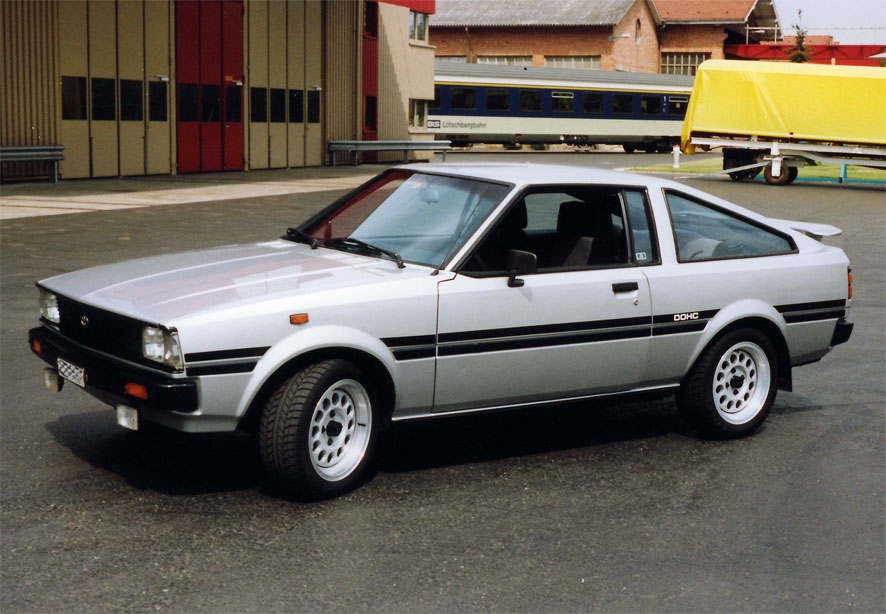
<box><xmin>29</xmin><ymin>325</ymin><xmax>198</xmax><ymax>413</ymax></box>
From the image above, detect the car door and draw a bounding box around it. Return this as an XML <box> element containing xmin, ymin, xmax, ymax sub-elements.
<box><xmin>433</xmin><ymin>186</ymin><xmax>654</xmax><ymax>414</ymax></box>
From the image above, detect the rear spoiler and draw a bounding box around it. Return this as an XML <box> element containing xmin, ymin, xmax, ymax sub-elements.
<box><xmin>773</xmin><ymin>219</ymin><xmax>842</xmax><ymax>241</ymax></box>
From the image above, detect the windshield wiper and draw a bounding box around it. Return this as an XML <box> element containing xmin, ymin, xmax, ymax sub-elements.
<box><xmin>285</xmin><ymin>227</ymin><xmax>319</xmax><ymax>249</ymax></box>
<box><xmin>324</xmin><ymin>237</ymin><xmax>405</xmax><ymax>268</ymax></box>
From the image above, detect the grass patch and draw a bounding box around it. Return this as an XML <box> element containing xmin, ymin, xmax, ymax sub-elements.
<box><xmin>635</xmin><ymin>156</ymin><xmax>886</xmax><ymax>182</ymax></box>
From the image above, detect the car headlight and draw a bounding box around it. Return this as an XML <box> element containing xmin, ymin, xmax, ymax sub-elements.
<box><xmin>142</xmin><ymin>326</ymin><xmax>184</xmax><ymax>372</ymax></box>
<box><xmin>39</xmin><ymin>288</ymin><xmax>60</xmax><ymax>324</ymax></box>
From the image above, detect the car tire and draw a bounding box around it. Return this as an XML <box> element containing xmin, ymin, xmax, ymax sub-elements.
<box><xmin>259</xmin><ymin>359</ymin><xmax>379</xmax><ymax>499</ymax></box>
<box><xmin>677</xmin><ymin>328</ymin><xmax>778</xmax><ymax>439</ymax></box>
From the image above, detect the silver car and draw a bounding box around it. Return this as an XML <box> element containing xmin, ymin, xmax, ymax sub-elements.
<box><xmin>29</xmin><ymin>164</ymin><xmax>853</xmax><ymax>499</ymax></box>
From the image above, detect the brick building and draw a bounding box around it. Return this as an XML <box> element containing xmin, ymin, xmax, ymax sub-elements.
<box><xmin>430</xmin><ymin>0</ymin><xmax>781</xmax><ymax>75</ymax></box>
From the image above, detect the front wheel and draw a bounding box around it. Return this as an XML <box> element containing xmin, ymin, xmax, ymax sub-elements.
<box><xmin>259</xmin><ymin>359</ymin><xmax>379</xmax><ymax>499</ymax></box>
<box><xmin>677</xmin><ymin>329</ymin><xmax>779</xmax><ymax>439</ymax></box>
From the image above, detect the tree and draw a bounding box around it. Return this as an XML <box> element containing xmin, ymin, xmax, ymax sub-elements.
<box><xmin>789</xmin><ymin>10</ymin><xmax>810</xmax><ymax>63</ymax></box>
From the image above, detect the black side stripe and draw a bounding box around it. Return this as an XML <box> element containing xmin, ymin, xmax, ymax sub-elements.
<box><xmin>384</xmin><ymin>318</ymin><xmax>651</xmax><ymax>360</ymax></box>
<box><xmin>776</xmin><ymin>299</ymin><xmax>847</xmax><ymax>323</ymax></box>
<box><xmin>652</xmin><ymin>309</ymin><xmax>719</xmax><ymax>336</ymax></box>
<box><xmin>185</xmin><ymin>346</ymin><xmax>270</xmax><ymax>376</ymax></box>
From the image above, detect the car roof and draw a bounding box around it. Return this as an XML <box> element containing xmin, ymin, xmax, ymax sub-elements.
<box><xmin>402</xmin><ymin>162</ymin><xmax>660</xmax><ymax>189</ymax></box>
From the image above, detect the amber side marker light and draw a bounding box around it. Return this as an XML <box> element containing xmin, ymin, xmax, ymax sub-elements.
<box><xmin>31</xmin><ymin>338</ymin><xmax>42</xmax><ymax>355</ymax></box>
<box><xmin>848</xmin><ymin>268</ymin><xmax>853</xmax><ymax>300</ymax></box>
<box><xmin>290</xmin><ymin>313</ymin><xmax>309</xmax><ymax>325</ymax></box>
<box><xmin>124</xmin><ymin>381</ymin><xmax>149</xmax><ymax>400</ymax></box>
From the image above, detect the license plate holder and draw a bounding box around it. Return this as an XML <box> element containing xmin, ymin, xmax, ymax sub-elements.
<box><xmin>57</xmin><ymin>357</ymin><xmax>86</xmax><ymax>388</ymax></box>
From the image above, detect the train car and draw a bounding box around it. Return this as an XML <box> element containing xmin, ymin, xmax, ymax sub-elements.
<box><xmin>429</xmin><ymin>62</ymin><xmax>694</xmax><ymax>152</ymax></box>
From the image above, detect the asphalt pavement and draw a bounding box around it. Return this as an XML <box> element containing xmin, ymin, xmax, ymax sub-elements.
<box><xmin>1</xmin><ymin>151</ymin><xmax>884</xmax><ymax>613</ymax></box>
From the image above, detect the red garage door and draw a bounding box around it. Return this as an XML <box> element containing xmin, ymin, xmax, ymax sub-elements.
<box><xmin>175</xmin><ymin>0</ymin><xmax>243</xmax><ymax>173</ymax></box>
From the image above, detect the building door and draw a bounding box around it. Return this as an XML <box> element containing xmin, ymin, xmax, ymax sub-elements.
<box><xmin>175</xmin><ymin>0</ymin><xmax>243</xmax><ymax>173</ymax></box>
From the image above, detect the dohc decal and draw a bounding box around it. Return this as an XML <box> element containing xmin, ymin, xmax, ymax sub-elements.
<box><xmin>673</xmin><ymin>312</ymin><xmax>700</xmax><ymax>321</ymax></box>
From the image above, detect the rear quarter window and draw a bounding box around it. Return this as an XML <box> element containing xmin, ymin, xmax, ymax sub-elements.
<box><xmin>665</xmin><ymin>191</ymin><xmax>796</xmax><ymax>262</ymax></box>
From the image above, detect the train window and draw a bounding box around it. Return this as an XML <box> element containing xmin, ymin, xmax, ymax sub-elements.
<box><xmin>451</xmin><ymin>88</ymin><xmax>476</xmax><ymax>110</ymax></box>
<box><xmin>582</xmin><ymin>93</ymin><xmax>603</xmax><ymax>114</ymax></box>
<box><xmin>612</xmin><ymin>93</ymin><xmax>633</xmax><ymax>115</ymax></box>
<box><xmin>519</xmin><ymin>90</ymin><xmax>542</xmax><ymax>113</ymax></box>
<box><xmin>668</xmin><ymin>96</ymin><xmax>689</xmax><ymax>116</ymax></box>
<box><xmin>552</xmin><ymin>92</ymin><xmax>574</xmax><ymax>113</ymax></box>
<box><xmin>486</xmin><ymin>89</ymin><xmax>509</xmax><ymax>111</ymax></box>
<box><xmin>640</xmin><ymin>95</ymin><xmax>661</xmax><ymax>116</ymax></box>
<box><xmin>430</xmin><ymin>87</ymin><xmax>441</xmax><ymax>110</ymax></box>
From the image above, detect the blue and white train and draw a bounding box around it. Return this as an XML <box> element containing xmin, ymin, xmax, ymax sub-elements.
<box><xmin>429</xmin><ymin>62</ymin><xmax>694</xmax><ymax>152</ymax></box>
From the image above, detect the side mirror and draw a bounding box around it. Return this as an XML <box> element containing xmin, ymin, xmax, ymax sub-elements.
<box><xmin>506</xmin><ymin>250</ymin><xmax>537</xmax><ymax>287</ymax></box>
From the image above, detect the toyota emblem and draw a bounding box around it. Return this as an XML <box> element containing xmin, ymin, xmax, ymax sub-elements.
<box><xmin>80</xmin><ymin>315</ymin><xmax>89</xmax><ymax>328</ymax></box>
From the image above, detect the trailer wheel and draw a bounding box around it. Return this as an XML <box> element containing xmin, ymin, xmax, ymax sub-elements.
<box><xmin>764</xmin><ymin>164</ymin><xmax>798</xmax><ymax>186</ymax></box>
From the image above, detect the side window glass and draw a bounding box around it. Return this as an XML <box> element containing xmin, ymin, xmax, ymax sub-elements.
<box><xmin>623</xmin><ymin>190</ymin><xmax>658</xmax><ymax>265</ymax></box>
<box><xmin>461</xmin><ymin>188</ymin><xmax>631</xmax><ymax>275</ymax></box>
<box><xmin>666</xmin><ymin>191</ymin><xmax>796</xmax><ymax>262</ymax></box>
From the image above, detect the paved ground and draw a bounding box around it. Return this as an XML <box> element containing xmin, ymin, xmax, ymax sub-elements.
<box><xmin>1</xmin><ymin>152</ymin><xmax>883</xmax><ymax>613</ymax></box>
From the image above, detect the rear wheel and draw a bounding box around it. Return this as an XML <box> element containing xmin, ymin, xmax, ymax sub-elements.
<box><xmin>259</xmin><ymin>359</ymin><xmax>379</xmax><ymax>499</ymax></box>
<box><xmin>677</xmin><ymin>328</ymin><xmax>778</xmax><ymax>439</ymax></box>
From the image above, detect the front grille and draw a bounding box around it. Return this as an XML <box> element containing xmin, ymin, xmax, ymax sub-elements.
<box><xmin>56</xmin><ymin>295</ymin><xmax>156</xmax><ymax>369</ymax></box>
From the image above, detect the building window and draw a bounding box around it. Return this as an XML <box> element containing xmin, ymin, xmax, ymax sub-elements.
<box><xmin>436</xmin><ymin>56</ymin><xmax>467</xmax><ymax>63</ymax></box>
<box><xmin>61</xmin><ymin>76</ymin><xmax>87</xmax><ymax>120</ymax></box>
<box><xmin>270</xmin><ymin>88</ymin><xmax>286</xmax><ymax>123</ymax></box>
<box><xmin>149</xmin><ymin>81</ymin><xmax>168</xmax><ymax>122</ymax></box>
<box><xmin>365</xmin><ymin>95</ymin><xmax>377</xmax><ymax>131</ymax></box>
<box><xmin>179</xmin><ymin>83</ymin><xmax>198</xmax><ymax>122</ymax></box>
<box><xmin>409</xmin><ymin>11</ymin><xmax>428</xmax><ymax>42</ymax></box>
<box><xmin>477</xmin><ymin>55</ymin><xmax>531</xmax><ymax>66</ymax></box>
<box><xmin>225</xmin><ymin>85</ymin><xmax>241</xmax><ymax>123</ymax></box>
<box><xmin>661</xmin><ymin>52</ymin><xmax>710</xmax><ymax>76</ymax></box>
<box><xmin>250</xmin><ymin>87</ymin><xmax>267</xmax><ymax>123</ymax></box>
<box><xmin>307</xmin><ymin>90</ymin><xmax>320</xmax><ymax>124</ymax></box>
<box><xmin>202</xmin><ymin>84</ymin><xmax>220</xmax><ymax>122</ymax></box>
<box><xmin>289</xmin><ymin>89</ymin><xmax>304</xmax><ymax>123</ymax></box>
<box><xmin>635</xmin><ymin>19</ymin><xmax>641</xmax><ymax>45</ymax></box>
<box><xmin>91</xmin><ymin>77</ymin><xmax>116</xmax><ymax>121</ymax></box>
<box><xmin>120</xmin><ymin>80</ymin><xmax>143</xmax><ymax>121</ymax></box>
<box><xmin>545</xmin><ymin>56</ymin><xmax>601</xmax><ymax>70</ymax></box>
<box><xmin>364</xmin><ymin>1</ymin><xmax>378</xmax><ymax>38</ymax></box>
<box><xmin>409</xmin><ymin>99</ymin><xmax>427</xmax><ymax>127</ymax></box>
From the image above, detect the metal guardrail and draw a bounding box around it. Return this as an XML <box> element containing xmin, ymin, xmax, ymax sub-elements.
<box><xmin>0</xmin><ymin>145</ymin><xmax>65</xmax><ymax>183</ymax></box>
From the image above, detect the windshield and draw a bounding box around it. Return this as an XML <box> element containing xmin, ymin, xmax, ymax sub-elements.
<box><xmin>300</xmin><ymin>170</ymin><xmax>511</xmax><ymax>267</ymax></box>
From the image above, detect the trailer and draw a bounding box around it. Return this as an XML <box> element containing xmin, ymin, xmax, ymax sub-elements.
<box><xmin>680</xmin><ymin>60</ymin><xmax>886</xmax><ymax>185</ymax></box>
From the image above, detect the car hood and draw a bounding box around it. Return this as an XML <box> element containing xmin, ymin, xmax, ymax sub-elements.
<box><xmin>40</xmin><ymin>240</ymin><xmax>425</xmax><ymax>324</ymax></box>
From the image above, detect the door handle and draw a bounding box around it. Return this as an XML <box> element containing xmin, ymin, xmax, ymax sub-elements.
<box><xmin>612</xmin><ymin>281</ymin><xmax>639</xmax><ymax>293</ymax></box>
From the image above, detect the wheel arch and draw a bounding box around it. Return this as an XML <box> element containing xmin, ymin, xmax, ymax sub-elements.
<box><xmin>691</xmin><ymin>316</ymin><xmax>792</xmax><ymax>392</ymax></box>
<box><xmin>237</xmin><ymin>346</ymin><xmax>396</xmax><ymax>434</ymax></box>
